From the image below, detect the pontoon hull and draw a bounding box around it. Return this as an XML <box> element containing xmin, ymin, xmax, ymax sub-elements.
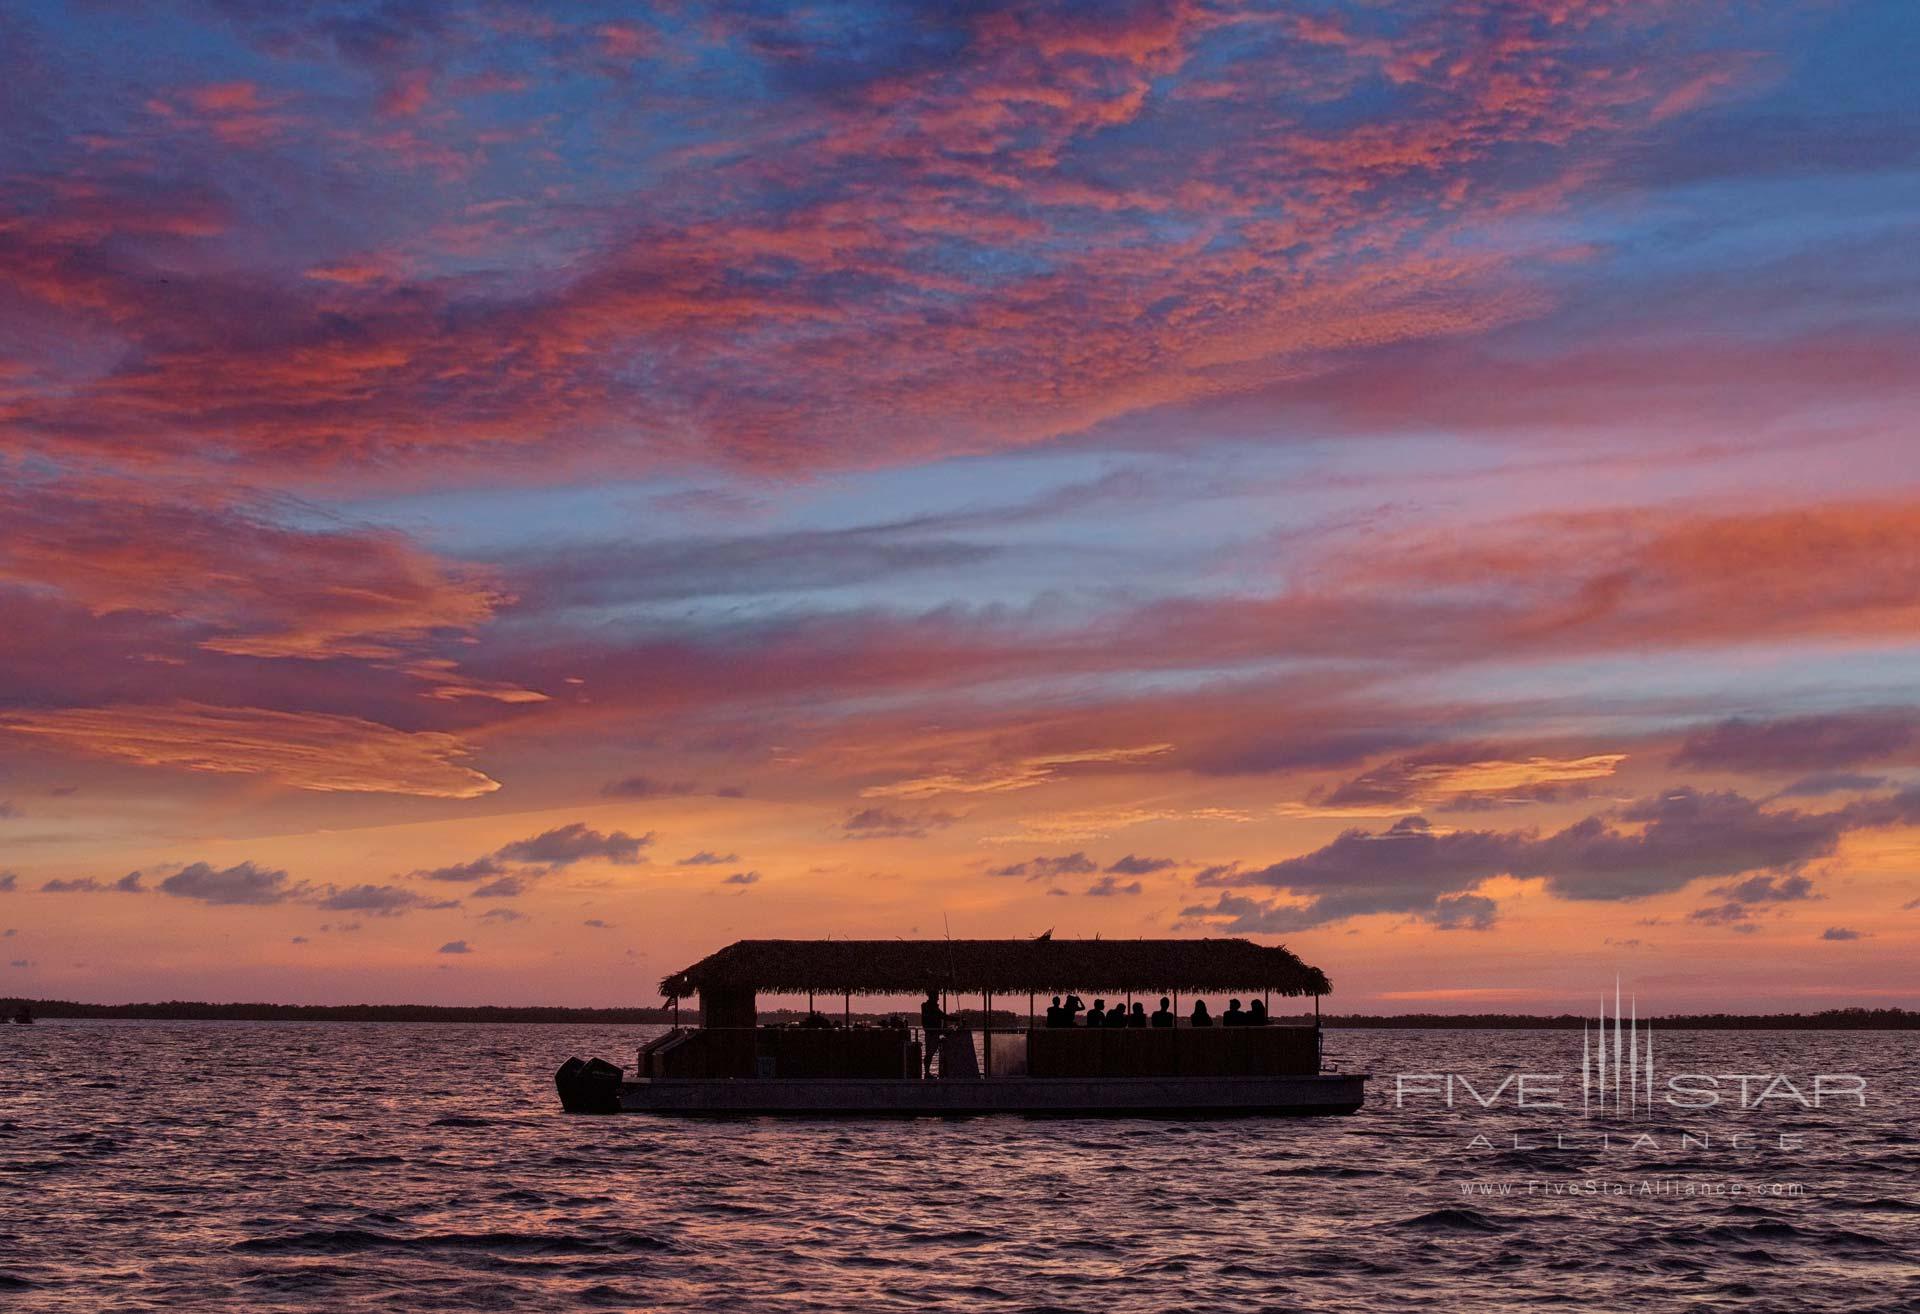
<box><xmin>612</xmin><ymin>1073</ymin><xmax>1366</xmax><ymax>1117</ymax></box>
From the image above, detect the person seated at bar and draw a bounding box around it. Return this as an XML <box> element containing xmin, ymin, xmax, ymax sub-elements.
<box><xmin>1063</xmin><ymin>994</ymin><xmax>1084</xmax><ymax>1027</ymax></box>
<box><xmin>920</xmin><ymin>989</ymin><xmax>946</xmax><ymax>1075</ymax></box>
<box><xmin>1127</xmin><ymin>1002</ymin><xmax>1148</xmax><ymax>1027</ymax></box>
<box><xmin>1248</xmin><ymin>998</ymin><xmax>1269</xmax><ymax>1026</ymax></box>
<box><xmin>1222</xmin><ymin>998</ymin><xmax>1247</xmax><ymax>1026</ymax></box>
<box><xmin>1190</xmin><ymin>999</ymin><xmax>1213</xmax><ymax>1027</ymax></box>
<box><xmin>1045</xmin><ymin>995</ymin><xmax>1065</xmax><ymax>1027</ymax></box>
<box><xmin>1105</xmin><ymin>999</ymin><xmax>1131</xmax><ymax>1028</ymax></box>
<box><xmin>1151</xmin><ymin>997</ymin><xmax>1175</xmax><ymax>1028</ymax></box>
<box><xmin>1085</xmin><ymin>997</ymin><xmax>1107</xmax><ymax>1028</ymax></box>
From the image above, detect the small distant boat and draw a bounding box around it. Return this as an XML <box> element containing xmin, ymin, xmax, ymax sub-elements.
<box><xmin>557</xmin><ymin>937</ymin><xmax>1366</xmax><ymax>1117</ymax></box>
<box><xmin>11</xmin><ymin>1006</ymin><xmax>32</xmax><ymax>1024</ymax></box>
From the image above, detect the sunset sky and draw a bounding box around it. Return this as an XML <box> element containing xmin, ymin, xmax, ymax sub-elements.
<box><xmin>3</xmin><ymin>0</ymin><xmax>1917</xmax><ymax>1011</ymax></box>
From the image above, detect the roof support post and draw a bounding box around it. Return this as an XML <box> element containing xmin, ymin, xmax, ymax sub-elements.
<box><xmin>983</xmin><ymin>990</ymin><xmax>992</xmax><ymax>1079</ymax></box>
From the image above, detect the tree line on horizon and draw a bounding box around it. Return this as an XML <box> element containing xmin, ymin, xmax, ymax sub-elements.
<box><xmin>4</xmin><ymin>998</ymin><xmax>1916</xmax><ymax>1029</ymax></box>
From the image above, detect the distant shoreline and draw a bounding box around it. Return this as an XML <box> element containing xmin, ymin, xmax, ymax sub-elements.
<box><xmin>5</xmin><ymin>998</ymin><xmax>1915</xmax><ymax>1029</ymax></box>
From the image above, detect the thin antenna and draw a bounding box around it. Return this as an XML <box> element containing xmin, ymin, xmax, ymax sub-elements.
<box><xmin>1613</xmin><ymin>976</ymin><xmax>1622</xmax><ymax>1112</ymax></box>
<box><xmin>1582</xmin><ymin>1018</ymin><xmax>1590</xmax><ymax>1116</ymax></box>
<box><xmin>1646</xmin><ymin>1021</ymin><xmax>1654</xmax><ymax>1109</ymax></box>
<box><xmin>1596</xmin><ymin>994</ymin><xmax>1606</xmax><ymax>1108</ymax></box>
<box><xmin>1629</xmin><ymin>993</ymin><xmax>1638</xmax><ymax>1114</ymax></box>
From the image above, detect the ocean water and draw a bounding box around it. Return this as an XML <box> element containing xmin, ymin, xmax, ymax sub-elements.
<box><xmin>0</xmin><ymin>1021</ymin><xmax>1914</xmax><ymax>1311</ymax></box>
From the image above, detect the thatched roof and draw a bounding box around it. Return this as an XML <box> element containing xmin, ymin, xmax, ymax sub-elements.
<box><xmin>659</xmin><ymin>938</ymin><xmax>1330</xmax><ymax>1001</ymax></box>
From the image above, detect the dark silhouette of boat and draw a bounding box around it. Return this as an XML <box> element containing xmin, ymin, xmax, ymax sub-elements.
<box><xmin>556</xmin><ymin>937</ymin><xmax>1365</xmax><ymax>1116</ymax></box>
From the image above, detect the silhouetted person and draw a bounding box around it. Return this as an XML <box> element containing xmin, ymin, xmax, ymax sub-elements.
<box><xmin>1248</xmin><ymin>999</ymin><xmax>1269</xmax><ymax>1026</ymax></box>
<box><xmin>1105</xmin><ymin>999</ymin><xmax>1131</xmax><ymax>1028</ymax></box>
<box><xmin>1127</xmin><ymin>1002</ymin><xmax>1148</xmax><ymax>1027</ymax></box>
<box><xmin>1222</xmin><ymin>998</ymin><xmax>1247</xmax><ymax>1027</ymax></box>
<box><xmin>801</xmin><ymin>1009</ymin><xmax>833</xmax><ymax>1028</ymax></box>
<box><xmin>1063</xmin><ymin>993</ymin><xmax>1084</xmax><ymax>1027</ymax></box>
<box><xmin>1151</xmin><ymin>997</ymin><xmax>1174</xmax><ymax>1028</ymax></box>
<box><xmin>1045</xmin><ymin>995</ymin><xmax>1065</xmax><ymax>1027</ymax></box>
<box><xmin>1190</xmin><ymin>1000</ymin><xmax>1213</xmax><ymax>1027</ymax></box>
<box><xmin>1085</xmin><ymin>998</ymin><xmax>1107</xmax><ymax>1028</ymax></box>
<box><xmin>921</xmin><ymin>989</ymin><xmax>946</xmax><ymax>1075</ymax></box>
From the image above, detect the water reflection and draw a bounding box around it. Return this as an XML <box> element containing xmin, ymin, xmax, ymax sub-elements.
<box><xmin>0</xmin><ymin>1022</ymin><xmax>1910</xmax><ymax>1310</ymax></box>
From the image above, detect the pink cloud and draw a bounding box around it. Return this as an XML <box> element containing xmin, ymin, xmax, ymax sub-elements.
<box><xmin>0</xmin><ymin>701</ymin><xmax>499</xmax><ymax>798</ymax></box>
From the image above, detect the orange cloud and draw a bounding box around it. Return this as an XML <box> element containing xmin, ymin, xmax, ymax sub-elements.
<box><xmin>862</xmin><ymin>744</ymin><xmax>1173</xmax><ymax>799</ymax></box>
<box><xmin>0</xmin><ymin>701</ymin><xmax>500</xmax><ymax>798</ymax></box>
<box><xmin>0</xmin><ymin>480</ymin><xmax>507</xmax><ymax>662</ymax></box>
<box><xmin>1340</xmin><ymin>501</ymin><xmax>1920</xmax><ymax>652</ymax></box>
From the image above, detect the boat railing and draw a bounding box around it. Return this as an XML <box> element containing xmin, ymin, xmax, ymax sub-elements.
<box><xmin>957</xmin><ymin>1023</ymin><xmax>1322</xmax><ymax>1080</ymax></box>
<box><xmin>641</xmin><ymin>1022</ymin><xmax>1324</xmax><ymax>1081</ymax></box>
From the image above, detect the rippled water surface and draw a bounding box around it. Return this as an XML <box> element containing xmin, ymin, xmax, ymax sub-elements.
<box><xmin>1</xmin><ymin>1022</ymin><xmax>1915</xmax><ymax>1311</ymax></box>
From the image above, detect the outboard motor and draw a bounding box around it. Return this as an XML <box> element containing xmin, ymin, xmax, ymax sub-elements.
<box><xmin>555</xmin><ymin>1055</ymin><xmax>624</xmax><ymax>1113</ymax></box>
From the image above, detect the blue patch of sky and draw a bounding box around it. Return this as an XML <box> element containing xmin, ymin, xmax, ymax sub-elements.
<box><xmin>332</xmin><ymin>437</ymin><xmax>1381</xmax><ymax>628</ymax></box>
<box><xmin>1735</xmin><ymin>0</ymin><xmax>1919</xmax><ymax>123</ymax></box>
<box><xmin>1380</xmin><ymin>643</ymin><xmax>1920</xmax><ymax>735</ymax></box>
<box><xmin>1507</xmin><ymin>168</ymin><xmax>1920</xmax><ymax>359</ymax></box>
<box><xmin>725</xmin><ymin>0</ymin><xmax>971</xmax><ymax>99</ymax></box>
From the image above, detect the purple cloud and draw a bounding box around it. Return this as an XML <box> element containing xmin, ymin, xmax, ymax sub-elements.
<box><xmin>842</xmin><ymin>807</ymin><xmax>955</xmax><ymax>840</ymax></box>
<box><xmin>1777</xmin><ymin>772</ymin><xmax>1891</xmax><ymax>798</ymax></box>
<box><xmin>159</xmin><ymin>861</ymin><xmax>302</xmax><ymax>906</ymax></box>
<box><xmin>989</xmin><ymin>852</ymin><xmax>1097</xmax><ymax>879</ymax></box>
<box><xmin>472</xmin><ymin>875</ymin><xmax>532</xmax><ymax>898</ymax></box>
<box><xmin>1105</xmin><ymin>854</ymin><xmax>1176</xmax><ymax>876</ymax></box>
<box><xmin>412</xmin><ymin>822</ymin><xmax>653</xmax><ymax>897</ymax></box>
<box><xmin>495</xmin><ymin>822</ymin><xmax>651</xmax><ymax>866</ymax></box>
<box><xmin>600</xmin><ymin>775</ymin><xmax>696</xmax><ymax>798</ymax></box>
<box><xmin>1672</xmin><ymin>712</ymin><xmax>1918</xmax><ymax>773</ymax></box>
<box><xmin>1430</xmin><ymin>893</ymin><xmax>1498</xmax><ymax>931</ymax></box>
<box><xmin>316</xmin><ymin>884</ymin><xmax>460</xmax><ymax>916</ymax></box>
<box><xmin>41</xmin><ymin>874</ymin><xmax>144</xmax><ymax>894</ymax></box>
<box><xmin>1190</xmin><ymin>789</ymin><xmax>1920</xmax><ymax>929</ymax></box>
<box><xmin>1709</xmin><ymin>873</ymin><xmax>1818</xmax><ymax>904</ymax></box>
<box><xmin>415</xmin><ymin>856</ymin><xmax>507</xmax><ymax>883</ymax></box>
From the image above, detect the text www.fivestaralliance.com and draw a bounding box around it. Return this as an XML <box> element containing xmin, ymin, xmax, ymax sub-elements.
<box><xmin>1459</xmin><ymin>1179</ymin><xmax>1808</xmax><ymax>1199</ymax></box>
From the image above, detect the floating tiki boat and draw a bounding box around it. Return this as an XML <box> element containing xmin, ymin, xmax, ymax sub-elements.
<box><xmin>556</xmin><ymin>938</ymin><xmax>1366</xmax><ymax>1117</ymax></box>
